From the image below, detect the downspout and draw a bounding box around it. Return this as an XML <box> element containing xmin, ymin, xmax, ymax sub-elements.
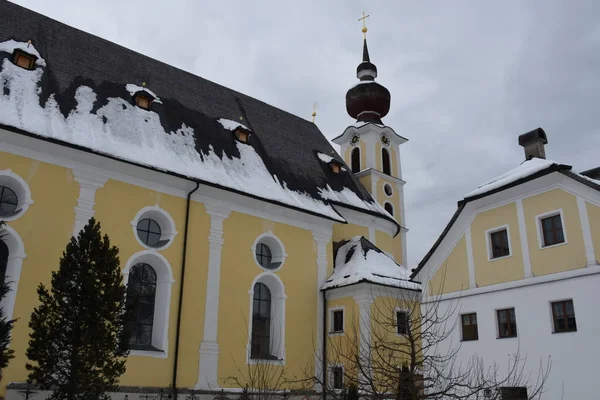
<box><xmin>322</xmin><ymin>289</ymin><xmax>328</xmax><ymax>400</ymax></box>
<box><xmin>172</xmin><ymin>180</ymin><xmax>200</xmax><ymax>396</ymax></box>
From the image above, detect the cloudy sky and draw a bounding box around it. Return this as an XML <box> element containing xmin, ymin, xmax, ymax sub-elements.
<box><xmin>11</xmin><ymin>0</ymin><xmax>600</xmax><ymax>268</ymax></box>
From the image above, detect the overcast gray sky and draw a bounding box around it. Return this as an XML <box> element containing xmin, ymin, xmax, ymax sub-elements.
<box><xmin>11</xmin><ymin>0</ymin><xmax>600</xmax><ymax>268</ymax></box>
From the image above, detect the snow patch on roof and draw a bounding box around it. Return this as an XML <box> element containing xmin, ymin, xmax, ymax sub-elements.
<box><xmin>0</xmin><ymin>39</ymin><xmax>45</xmax><ymax>66</ymax></box>
<box><xmin>125</xmin><ymin>84</ymin><xmax>162</xmax><ymax>104</ymax></box>
<box><xmin>318</xmin><ymin>185</ymin><xmax>388</xmax><ymax>215</ymax></box>
<box><xmin>0</xmin><ymin>59</ymin><xmax>346</xmax><ymax>222</ymax></box>
<box><xmin>349</xmin><ymin>80</ymin><xmax>377</xmax><ymax>90</ymax></box>
<box><xmin>317</xmin><ymin>152</ymin><xmax>335</xmax><ymax>163</ymax></box>
<box><xmin>322</xmin><ymin>236</ymin><xmax>419</xmax><ymax>290</ymax></box>
<box><xmin>465</xmin><ymin>158</ymin><xmax>555</xmax><ymax>198</ymax></box>
<box><xmin>577</xmin><ymin>172</ymin><xmax>600</xmax><ymax>186</ymax></box>
<box><xmin>218</xmin><ymin>118</ymin><xmax>250</xmax><ymax>132</ymax></box>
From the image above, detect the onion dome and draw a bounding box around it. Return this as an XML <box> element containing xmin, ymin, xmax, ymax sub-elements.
<box><xmin>345</xmin><ymin>39</ymin><xmax>391</xmax><ymax>124</ymax></box>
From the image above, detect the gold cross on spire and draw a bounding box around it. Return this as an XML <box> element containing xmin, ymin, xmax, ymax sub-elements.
<box><xmin>312</xmin><ymin>102</ymin><xmax>318</xmax><ymax>123</ymax></box>
<box><xmin>358</xmin><ymin>12</ymin><xmax>370</xmax><ymax>38</ymax></box>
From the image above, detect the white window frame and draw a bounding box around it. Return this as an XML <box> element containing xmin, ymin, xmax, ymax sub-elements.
<box><xmin>383</xmin><ymin>183</ymin><xmax>393</xmax><ymax>197</ymax></box>
<box><xmin>328</xmin><ymin>306</ymin><xmax>345</xmax><ymax>336</ymax></box>
<box><xmin>123</xmin><ymin>250</ymin><xmax>175</xmax><ymax>358</ymax></box>
<box><xmin>131</xmin><ymin>205</ymin><xmax>178</xmax><ymax>251</ymax></box>
<box><xmin>247</xmin><ymin>271</ymin><xmax>287</xmax><ymax>365</ymax></box>
<box><xmin>395</xmin><ymin>307</ymin><xmax>410</xmax><ymax>337</ymax></box>
<box><xmin>535</xmin><ymin>208</ymin><xmax>568</xmax><ymax>249</ymax></box>
<box><xmin>485</xmin><ymin>224</ymin><xmax>512</xmax><ymax>261</ymax></box>
<box><xmin>0</xmin><ymin>224</ymin><xmax>26</xmax><ymax>322</ymax></box>
<box><xmin>328</xmin><ymin>363</ymin><xmax>345</xmax><ymax>390</ymax></box>
<box><xmin>495</xmin><ymin>307</ymin><xmax>518</xmax><ymax>340</ymax></box>
<box><xmin>0</xmin><ymin>169</ymin><xmax>34</xmax><ymax>221</ymax></box>
<box><xmin>251</xmin><ymin>232</ymin><xmax>287</xmax><ymax>272</ymax></box>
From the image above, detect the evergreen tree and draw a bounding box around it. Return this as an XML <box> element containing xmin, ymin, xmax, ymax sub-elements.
<box><xmin>25</xmin><ymin>218</ymin><xmax>129</xmax><ymax>399</ymax></box>
<box><xmin>0</xmin><ymin>221</ymin><xmax>15</xmax><ymax>371</ymax></box>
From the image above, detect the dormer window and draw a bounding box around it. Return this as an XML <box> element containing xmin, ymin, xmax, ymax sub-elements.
<box><xmin>12</xmin><ymin>49</ymin><xmax>37</xmax><ymax>70</ymax></box>
<box><xmin>235</xmin><ymin>128</ymin><xmax>251</xmax><ymax>144</ymax></box>
<box><xmin>134</xmin><ymin>92</ymin><xmax>154</xmax><ymax>110</ymax></box>
<box><xmin>329</xmin><ymin>160</ymin><xmax>343</xmax><ymax>174</ymax></box>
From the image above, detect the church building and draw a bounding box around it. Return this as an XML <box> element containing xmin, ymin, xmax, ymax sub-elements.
<box><xmin>0</xmin><ymin>1</ymin><xmax>419</xmax><ymax>398</ymax></box>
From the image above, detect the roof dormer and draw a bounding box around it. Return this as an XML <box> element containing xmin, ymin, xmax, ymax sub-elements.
<box><xmin>12</xmin><ymin>48</ymin><xmax>37</xmax><ymax>70</ymax></box>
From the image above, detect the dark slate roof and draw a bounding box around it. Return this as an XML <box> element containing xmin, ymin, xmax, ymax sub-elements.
<box><xmin>0</xmin><ymin>1</ymin><xmax>392</xmax><ymax>224</ymax></box>
<box><xmin>411</xmin><ymin>162</ymin><xmax>600</xmax><ymax>278</ymax></box>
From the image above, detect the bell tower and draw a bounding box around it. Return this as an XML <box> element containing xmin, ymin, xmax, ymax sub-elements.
<box><xmin>332</xmin><ymin>18</ymin><xmax>409</xmax><ymax>266</ymax></box>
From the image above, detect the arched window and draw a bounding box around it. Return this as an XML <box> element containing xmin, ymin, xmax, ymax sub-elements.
<box><xmin>0</xmin><ymin>240</ymin><xmax>7</xmax><ymax>287</ymax></box>
<box><xmin>251</xmin><ymin>282</ymin><xmax>272</xmax><ymax>359</ymax></box>
<box><xmin>351</xmin><ymin>148</ymin><xmax>361</xmax><ymax>173</ymax></box>
<box><xmin>126</xmin><ymin>263</ymin><xmax>157</xmax><ymax>349</ymax></box>
<box><xmin>382</xmin><ymin>148</ymin><xmax>391</xmax><ymax>175</ymax></box>
<box><xmin>384</xmin><ymin>202</ymin><xmax>394</xmax><ymax>216</ymax></box>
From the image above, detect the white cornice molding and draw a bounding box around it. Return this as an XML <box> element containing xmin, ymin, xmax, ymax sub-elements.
<box><xmin>71</xmin><ymin>169</ymin><xmax>108</xmax><ymax>237</ymax></box>
<box><xmin>355</xmin><ymin>168</ymin><xmax>406</xmax><ymax>186</ymax></box>
<box><xmin>422</xmin><ymin>264</ymin><xmax>600</xmax><ymax>304</ymax></box>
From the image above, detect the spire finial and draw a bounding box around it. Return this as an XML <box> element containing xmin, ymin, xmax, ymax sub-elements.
<box><xmin>312</xmin><ymin>102</ymin><xmax>317</xmax><ymax>123</ymax></box>
<box><xmin>358</xmin><ymin>12</ymin><xmax>370</xmax><ymax>39</ymax></box>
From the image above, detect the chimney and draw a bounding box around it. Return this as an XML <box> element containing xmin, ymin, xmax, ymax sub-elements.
<box><xmin>518</xmin><ymin>127</ymin><xmax>548</xmax><ymax>160</ymax></box>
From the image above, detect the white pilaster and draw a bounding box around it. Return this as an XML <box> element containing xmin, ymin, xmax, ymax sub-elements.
<box><xmin>353</xmin><ymin>293</ymin><xmax>374</xmax><ymax>391</ymax></box>
<box><xmin>197</xmin><ymin>203</ymin><xmax>231</xmax><ymax>390</ymax></box>
<box><xmin>71</xmin><ymin>169</ymin><xmax>108</xmax><ymax>237</ymax></box>
<box><xmin>465</xmin><ymin>225</ymin><xmax>476</xmax><ymax>288</ymax></box>
<box><xmin>312</xmin><ymin>229</ymin><xmax>331</xmax><ymax>392</ymax></box>
<box><xmin>576</xmin><ymin>197</ymin><xmax>597</xmax><ymax>267</ymax></box>
<box><xmin>516</xmin><ymin>199</ymin><xmax>534</xmax><ymax>278</ymax></box>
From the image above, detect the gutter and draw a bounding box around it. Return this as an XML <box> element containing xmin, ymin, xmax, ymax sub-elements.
<box><xmin>171</xmin><ymin>180</ymin><xmax>200</xmax><ymax>396</ymax></box>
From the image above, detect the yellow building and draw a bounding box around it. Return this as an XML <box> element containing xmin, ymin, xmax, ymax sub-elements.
<box><xmin>0</xmin><ymin>2</ymin><xmax>420</xmax><ymax>398</ymax></box>
<box><xmin>413</xmin><ymin>128</ymin><xmax>600</xmax><ymax>399</ymax></box>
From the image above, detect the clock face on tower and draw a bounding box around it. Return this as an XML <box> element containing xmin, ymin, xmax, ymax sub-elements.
<box><xmin>350</xmin><ymin>132</ymin><xmax>360</xmax><ymax>147</ymax></box>
<box><xmin>380</xmin><ymin>132</ymin><xmax>391</xmax><ymax>147</ymax></box>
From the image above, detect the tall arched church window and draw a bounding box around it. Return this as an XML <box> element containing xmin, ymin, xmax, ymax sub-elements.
<box><xmin>126</xmin><ymin>263</ymin><xmax>157</xmax><ymax>349</ymax></box>
<box><xmin>382</xmin><ymin>148</ymin><xmax>391</xmax><ymax>175</ymax></box>
<box><xmin>251</xmin><ymin>282</ymin><xmax>272</xmax><ymax>359</ymax></box>
<box><xmin>351</xmin><ymin>148</ymin><xmax>361</xmax><ymax>174</ymax></box>
<box><xmin>0</xmin><ymin>240</ymin><xmax>7</xmax><ymax>287</ymax></box>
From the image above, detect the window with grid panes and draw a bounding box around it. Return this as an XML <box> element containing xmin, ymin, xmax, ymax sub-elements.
<box><xmin>332</xmin><ymin>310</ymin><xmax>343</xmax><ymax>333</ymax></box>
<box><xmin>126</xmin><ymin>263</ymin><xmax>157</xmax><ymax>349</ymax></box>
<box><xmin>461</xmin><ymin>313</ymin><xmax>478</xmax><ymax>341</ymax></box>
<box><xmin>497</xmin><ymin>308</ymin><xmax>517</xmax><ymax>338</ymax></box>
<box><xmin>0</xmin><ymin>240</ymin><xmax>7</xmax><ymax>288</ymax></box>
<box><xmin>332</xmin><ymin>366</ymin><xmax>343</xmax><ymax>389</ymax></box>
<box><xmin>251</xmin><ymin>282</ymin><xmax>273</xmax><ymax>359</ymax></box>
<box><xmin>397</xmin><ymin>311</ymin><xmax>409</xmax><ymax>334</ymax></box>
<box><xmin>490</xmin><ymin>229</ymin><xmax>510</xmax><ymax>258</ymax></box>
<box><xmin>551</xmin><ymin>300</ymin><xmax>577</xmax><ymax>332</ymax></box>
<box><xmin>541</xmin><ymin>214</ymin><xmax>564</xmax><ymax>246</ymax></box>
<box><xmin>0</xmin><ymin>186</ymin><xmax>18</xmax><ymax>217</ymax></box>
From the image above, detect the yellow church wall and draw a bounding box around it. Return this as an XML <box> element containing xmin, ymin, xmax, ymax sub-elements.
<box><xmin>375</xmin><ymin>230</ymin><xmax>403</xmax><ymax>265</ymax></box>
<box><xmin>0</xmin><ymin>152</ymin><xmax>79</xmax><ymax>391</ymax></box>
<box><xmin>344</xmin><ymin>141</ymin><xmax>367</xmax><ymax>172</ymax></box>
<box><xmin>217</xmin><ymin>211</ymin><xmax>322</xmax><ymax>387</ymax></box>
<box><xmin>358</xmin><ymin>175</ymin><xmax>372</xmax><ymax>195</ymax></box>
<box><xmin>587</xmin><ymin>202</ymin><xmax>600</xmax><ymax>264</ymax></box>
<box><xmin>326</xmin><ymin>296</ymin><xmax>358</xmax><ymax>371</ymax></box>
<box><xmin>523</xmin><ymin>189</ymin><xmax>587</xmax><ymax>276</ymax></box>
<box><xmin>471</xmin><ymin>203</ymin><xmax>524</xmax><ymax>287</ymax></box>
<box><xmin>376</xmin><ymin>179</ymin><xmax>401</xmax><ymax>225</ymax></box>
<box><xmin>93</xmin><ymin>179</ymin><xmax>191</xmax><ymax>387</ymax></box>
<box><xmin>333</xmin><ymin>224</ymin><xmax>369</xmax><ymax>244</ymax></box>
<box><xmin>428</xmin><ymin>235</ymin><xmax>469</xmax><ymax>295</ymax></box>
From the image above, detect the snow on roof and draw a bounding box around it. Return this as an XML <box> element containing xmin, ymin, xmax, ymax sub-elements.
<box><xmin>318</xmin><ymin>185</ymin><xmax>389</xmax><ymax>215</ymax></box>
<box><xmin>349</xmin><ymin>80</ymin><xmax>377</xmax><ymax>90</ymax></box>
<box><xmin>578</xmin><ymin>172</ymin><xmax>600</xmax><ymax>186</ymax></box>
<box><xmin>465</xmin><ymin>158</ymin><xmax>555</xmax><ymax>198</ymax></box>
<box><xmin>0</xmin><ymin>39</ymin><xmax>46</xmax><ymax>66</ymax></box>
<box><xmin>125</xmin><ymin>84</ymin><xmax>162</xmax><ymax>104</ymax></box>
<box><xmin>218</xmin><ymin>118</ymin><xmax>251</xmax><ymax>132</ymax></box>
<box><xmin>0</xmin><ymin>58</ymin><xmax>347</xmax><ymax>222</ymax></box>
<box><xmin>317</xmin><ymin>152</ymin><xmax>335</xmax><ymax>163</ymax></box>
<box><xmin>322</xmin><ymin>236</ymin><xmax>420</xmax><ymax>290</ymax></box>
